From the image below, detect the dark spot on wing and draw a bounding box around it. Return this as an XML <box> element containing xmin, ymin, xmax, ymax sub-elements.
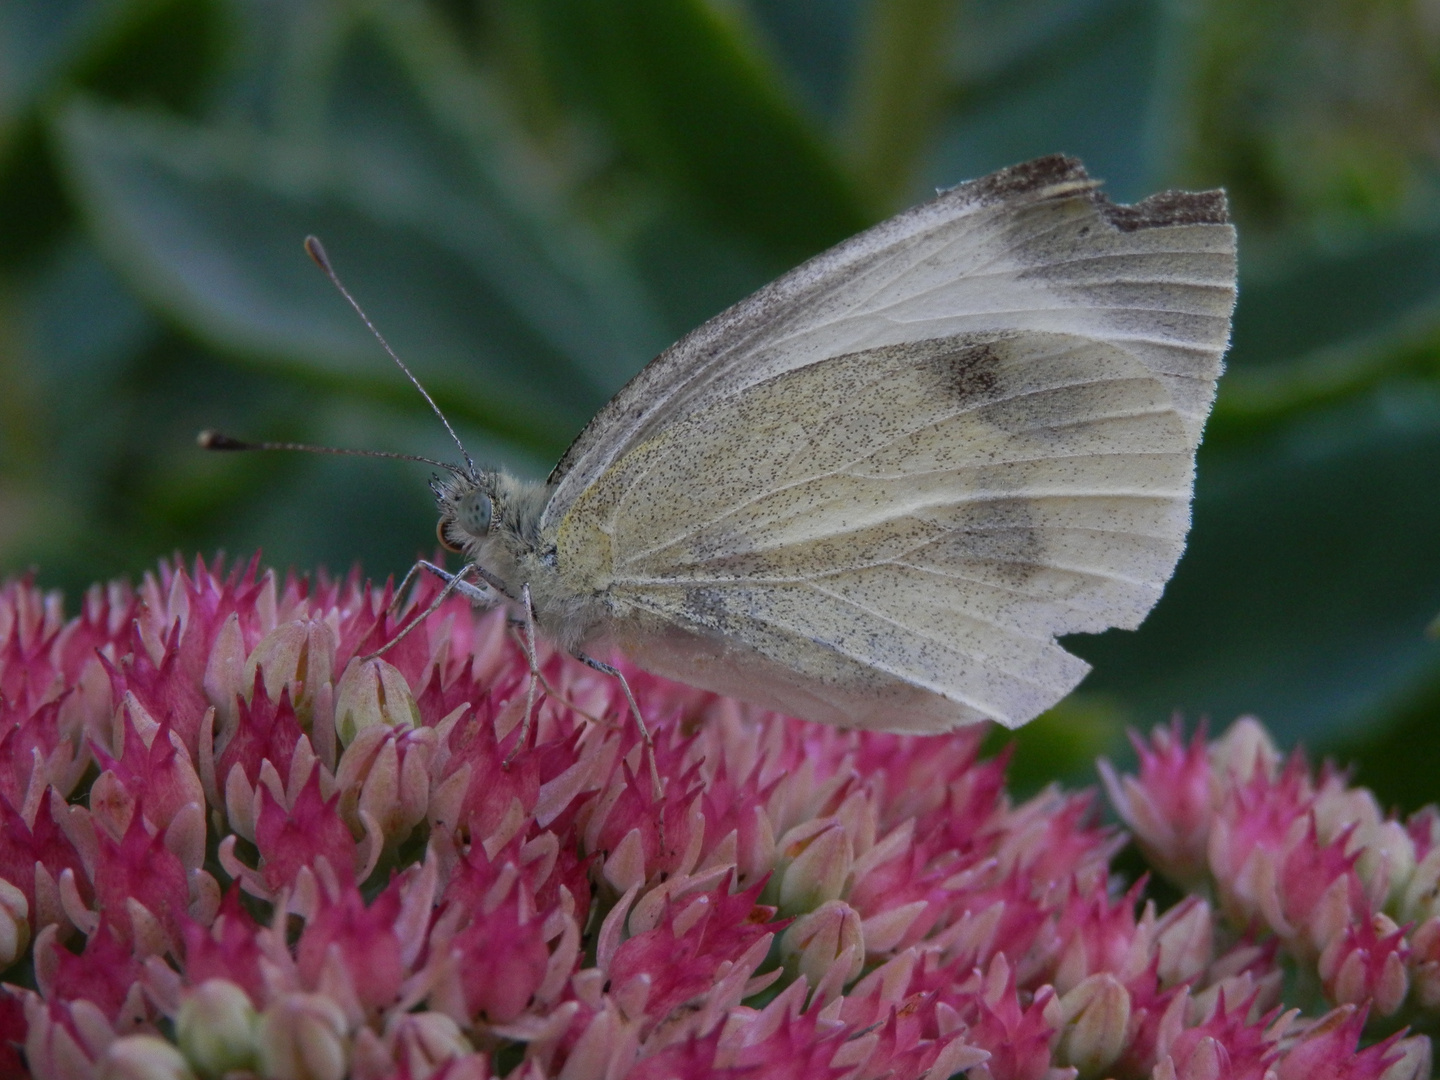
<box><xmin>679</xmin><ymin>586</ymin><xmax>734</xmax><ymax>633</ymax></box>
<box><xmin>945</xmin><ymin>342</ymin><xmax>1003</xmax><ymax>403</ymax></box>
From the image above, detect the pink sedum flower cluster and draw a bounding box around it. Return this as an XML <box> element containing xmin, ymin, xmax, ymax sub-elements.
<box><xmin>1104</xmin><ymin>719</ymin><xmax>1440</xmax><ymax>1032</ymax></box>
<box><xmin>0</xmin><ymin>557</ymin><xmax>1429</xmax><ymax>1080</ymax></box>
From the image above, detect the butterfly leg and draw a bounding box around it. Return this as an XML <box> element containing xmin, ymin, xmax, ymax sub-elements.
<box><xmin>364</xmin><ymin>563</ymin><xmax>480</xmax><ymax>661</ymax></box>
<box><xmin>503</xmin><ymin>583</ymin><xmax>542</xmax><ymax>769</ymax></box>
<box><xmin>402</xmin><ymin>560</ymin><xmax>495</xmax><ymax>608</ymax></box>
<box><xmin>573</xmin><ymin>652</ymin><xmax>663</xmax><ymax>800</ymax></box>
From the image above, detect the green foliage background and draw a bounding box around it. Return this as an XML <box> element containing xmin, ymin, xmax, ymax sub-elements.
<box><xmin>2</xmin><ymin>0</ymin><xmax>1439</xmax><ymax>804</ymax></box>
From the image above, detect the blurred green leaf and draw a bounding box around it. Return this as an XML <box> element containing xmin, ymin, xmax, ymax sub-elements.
<box><xmin>985</xmin><ymin>692</ymin><xmax>1135</xmax><ymax>796</ymax></box>
<box><xmin>64</xmin><ymin>0</ymin><xmax>227</xmax><ymax>115</ymax></box>
<box><xmin>56</xmin><ymin>96</ymin><xmax>592</xmax><ymax>454</ymax></box>
<box><xmin>846</xmin><ymin>0</ymin><xmax>959</xmax><ymax>210</ymax></box>
<box><xmin>1167</xmin><ymin>0</ymin><xmax>1440</xmax><ymax>232</ymax></box>
<box><xmin>364</xmin><ymin>5</ymin><xmax>669</xmax><ymax>389</ymax></box>
<box><xmin>1214</xmin><ymin>227</ymin><xmax>1440</xmax><ymax>428</ymax></box>
<box><xmin>1072</xmin><ymin>385</ymin><xmax>1440</xmax><ymax>751</ymax></box>
<box><xmin>0</xmin><ymin>0</ymin><xmax>227</xmax><ymax>272</ymax></box>
<box><xmin>526</xmin><ymin>0</ymin><xmax>873</xmax><ymax>266</ymax></box>
<box><xmin>52</xmin><ymin>7</ymin><xmax>676</xmax><ymax>460</ymax></box>
<box><xmin>928</xmin><ymin>0</ymin><xmax>1165</xmax><ymax>202</ymax></box>
<box><xmin>0</xmin><ymin>0</ymin><xmax>224</xmax><ymax>121</ymax></box>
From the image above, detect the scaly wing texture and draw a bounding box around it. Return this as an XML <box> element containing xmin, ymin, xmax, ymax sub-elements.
<box><xmin>550</xmin><ymin>157</ymin><xmax>1236</xmax><ymax>732</ymax></box>
<box><xmin>561</xmin><ymin>332</ymin><xmax>1204</xmax><ymax>729</ymax></box>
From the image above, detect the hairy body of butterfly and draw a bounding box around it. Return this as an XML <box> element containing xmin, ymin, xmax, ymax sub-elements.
<box><xmin>432</xmin><ymin>155</ymin><xmax>1237</xmax><ymax>734</ymax></box>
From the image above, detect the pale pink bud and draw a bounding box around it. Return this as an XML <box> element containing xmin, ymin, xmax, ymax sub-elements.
<box><xmin>333</xmin><ymin>659</ymin><xmax>420</xmax><ymax>746</ymax></box>
<box><xmin>335</xmin><ymin>725</ymin><xmax>435</xmax><ymax>850</ymax></box>
<box><xmin>1152</xmin><ymin>896</ymin><xmax>1213</xmax><ymax>988</ymax></box>
<box><xmin>1053</xmin><ymin>972</ymin><xmax>1131</xmax><ymax>1078</ymax></box>
<box><xmin>1209</xmin><ymin>716</ymin><xmax>1278</xmax><ymax>788</ymax></box>
<box><xmin>175</xmin><ymin>979</ymin><xmax>257</xmax><ymax>1076</ymax></box>
<box><xmin>0</xmin><ymin>878</ymin><xmax>29</xmax><ymax>969</ymax></box>
<box><xmin>1311</xmin><ymin>782</ymin><xmax>1383</xmax><ymax>849</ymax></box>
<box><xmin>245</xmin><ymin>619</ymin><xmax>338</xmax><ymax>729</ymax></box>
<box><xmin>1317</xmin><ymin>914</ymin><xmax>1409</xmax><ymax>1017</ymax></box>
<box><xmin>24</xmin><ymin>997</ymin><xmax>108</xmax><ymax>1080</ymax></box>
<box><xmin>385</xmin><ymin>1011</ymin><xmax>474</xmax><ymax>1078</ymax></box>
<box><xmin>1313</xmin><ymin>784</ymin><xmax>1415</xmax><ymax>907</ymax></box>
<box><xmin>777</xmin><ymin>824</ymin><xmax>852</xmax><ymax>915</ymax></box>
<box><xmin>255</xmin><ymin>992</ymin><xmax>349</xmax><ymax>1080</ymax></box>
<box><xmin>779</xmin><ymin>899</ymin><xmax>864</xmax><ymax>991</ymax></box>
<box><xmin>1409</xmin><ymin>916</ymin><xmax>1440</xmax><ymax>1009</ymax></box>
<box><xmin>95</xmin><ymin>1036</ymin><xmax>196</xmax><ymax>1080</ymax></box>
<box><xmin>1100</xmin><ymin>724</ymin><xmax>1213</xmax><ymax>888</ymax></box>
<box><xmin>1357</xmin><ymin>821</ymin><xmax>1416</xmax><ymax>910</ymax></box>
<box><xmin>1401</xmin><ymin>846</ymin><xmax>1440</xmax><ymax>924</ymax></box>
<box><xmin>1161</xmin><ymin>1035</ymin><xmax>1224</xmax><ymax>1080</ymax></box>
<box><xmin>1379</xmin><ymin>1035</ymin><xmax>1433</xmax><ymax>1080</ymax></box>
<box><xmin>202</xmin><ymin>613</ymin><xmax>246</xmax><ymax>736</ymax></box>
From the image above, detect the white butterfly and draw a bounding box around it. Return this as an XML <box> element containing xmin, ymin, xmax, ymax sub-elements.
<box><xmin>408</xmin><ymin>155</ymin><xmax>1234</xmax><ymax>737</ymax></box>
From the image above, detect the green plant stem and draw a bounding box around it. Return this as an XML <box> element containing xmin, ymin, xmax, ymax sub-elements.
<box><xmin>846</xmin><ymin>0</ymin><xmax>960</xmax><ymax>211</ymax></box>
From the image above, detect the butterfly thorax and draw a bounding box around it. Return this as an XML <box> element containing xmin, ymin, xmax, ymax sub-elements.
<box><xmin>434</xmin><ymin>470</ymin><xmax>608</xmax><ymax>652</ymax></box>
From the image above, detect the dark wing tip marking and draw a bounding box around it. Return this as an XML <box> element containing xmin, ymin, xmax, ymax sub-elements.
<box><xmin>1096</xmin><ymin>188</ymin><xmax>1231</xmax><ymax>232</ymax></box>
<box><xmin>957</xmin><ymin>155</ymin><xmax>1090</xmax><ymax>202</ymax></box>
<box><xmin>947</xmin><ymin>156</ymin><xmax>1230</xmax><ymax>232</ymax></box>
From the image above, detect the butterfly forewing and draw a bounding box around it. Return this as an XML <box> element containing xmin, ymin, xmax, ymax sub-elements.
<box><xmin>544</xmin><ymin>156</ymin><xmax>1232</xmax><ymax>524</ymax></box>
<box><xmin>544</xmin><ymin>156</ymin><xmax>1236</xmax><ymax>732</ymax></box>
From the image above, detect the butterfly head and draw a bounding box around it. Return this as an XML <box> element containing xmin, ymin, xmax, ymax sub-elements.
<box><xmin>434</xmin><ymin>469</ymin><xmax>550</xmax><ymax>585</ymax></box>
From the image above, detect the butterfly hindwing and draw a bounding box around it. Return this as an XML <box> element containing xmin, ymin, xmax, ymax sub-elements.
<box><xmin>558</xmin><ymin>332</ymin><xmax>1202</xmax><ymax>729</ymax></box>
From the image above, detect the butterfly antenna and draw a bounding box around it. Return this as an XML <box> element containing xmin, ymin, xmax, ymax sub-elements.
<box><xmin>197</xmin><ymin>430</ymin><xmax>464</xmax><ymax>475</ymax></box>
<box><xmin>303</xmin><ymin>236</ymin><xmax>478</xmax><ymax>478</ymax></box>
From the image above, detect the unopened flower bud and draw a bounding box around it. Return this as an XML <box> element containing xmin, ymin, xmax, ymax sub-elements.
<box><xmin>333</xmin><ymin>658</ymin><xmax>420</xmax><ymax>746</ymax></box>
<box><xmin>1410</xmin><ymin>917</ymin><xmax>1440</xmax><ymax>1009</ymax></box>
<box><xmin>1401</xmin><ymin>847</ymin><xmax>1440</xmax><ymax>924</ymax></box>
<box><xmin>1356</xmin><ymin>821</ymin><xmax>1416</xmax><ymax>909</ymax></box>
<box><xmin>1209</xmin><ymin>716</ymin><xmax>1278</xmax><ymax>787</ymax></box>
<box><xmin>0</xmin><ymin>879</ymin><xmax>29</xmax><ymax>969</ymax></box>
<box><xmin>779</xmin><ymin>899</ymin><xmax>864</xmax><ymax>990</ymax></box>
<box><xmin>1378</xmin><ymin>1035</ymin><xmax>1432</xmax><ymax>1080</ymax></box>
<box><xmin>1317</xmin><ymin>915</ymin><xmax>1409</xmax><ymax>1017</ymax></box>
<box><xmin>385</xmin><ymin>1011</ymin><xmax>473</xmax><ymax>1075</ymax></box>
<box><xmin>1310</xmin><ymin>783</ymin><xmax>1417</xmax><ymax>908</ymax></box>
<box><xmin>96</xmin><ymin>1035</ymin><xmax>196</xmax><ymax>1080</ymax></box>
<box><xmin>1311</xmin><ymin>783</ymin><xmax>1382</xmax><ymax>848</ymax></box>
<box><xmin>1152</xmin><ymin>897</ymin><xmax>1213</xmax><ymax>988</ymax></box>
<box><xmin>245</xmin><ymin>619</ymin><xmax>338</xmax><ymax>728</ymax></box>
<box><xmin>256</xmin><ymin>992</ymin><xmax>349</xmax><ymax>1080</ymax></box>
<box><xmin>777</xmin><ymin>824</ymin><xmax>852</xmax><ymax>915</ymax></box>
<box><xmin>1054</xmin><ymin>973</ymin><xmax>1131</xmax><ymax>1078</ymax></box>
<box><xmin>335</xmin><ymin>725</ymin><xmax>435</xmax><ymax>849</ymax></box>
<box><xmin>1099</xmin><ymin>724</ymin><xmax>1214</xmax><ymax>889</ymax></box>
<box><xmin>176</xmin><ymin>979</ymin><xmax>257</xmax><ymax>1076</ymax></box>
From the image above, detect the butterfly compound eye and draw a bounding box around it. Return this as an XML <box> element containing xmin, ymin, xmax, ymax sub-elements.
<box><xmin>457</xmin><ymin>491</ymin><xmax>493</xmax><ymax>537</ymax></box>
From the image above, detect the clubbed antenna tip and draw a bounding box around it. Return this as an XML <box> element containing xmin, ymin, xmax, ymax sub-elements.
<box><xmin>303</xmin><ymin>235</ymin><xmax>331</xmax><ymax>273</ymax></box>
<box><xmin>198</xmin><ymin>430</ymin><xmax>251</xmax><ymax>450</ymax></box>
